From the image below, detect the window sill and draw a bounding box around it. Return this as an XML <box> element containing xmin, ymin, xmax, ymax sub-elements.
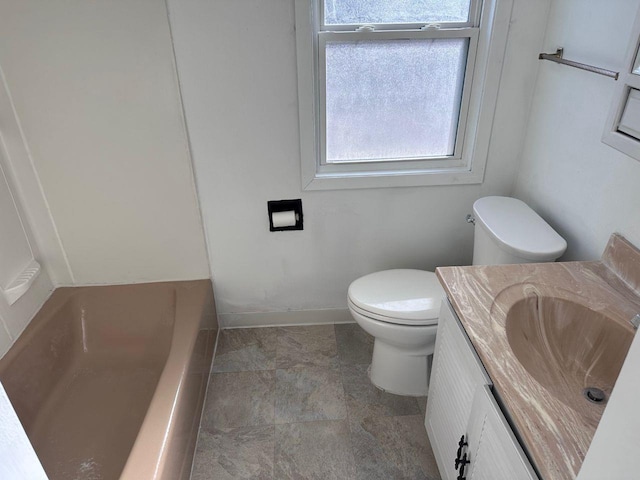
<box><xmin>302</xmin><ymin>166</ymin><xmax>485</xmax><ymax>190</ymax></box>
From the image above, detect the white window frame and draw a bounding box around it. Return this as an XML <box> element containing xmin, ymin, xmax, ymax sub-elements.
<box><xmin>295</xmin><ymin>0</ymin><xmax>513</xmax><ymax>190</ymax></box>
<box><xmin>602</xmin><ymin>5</ymin><xmax>640</xmax><ymax>161</ymax></box>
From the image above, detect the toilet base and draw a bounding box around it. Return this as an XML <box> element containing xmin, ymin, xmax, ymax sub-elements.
<box><xmin>368</xmin><ymin>340</ymin><xmax>432</xmax><ymax>396</ymax></box>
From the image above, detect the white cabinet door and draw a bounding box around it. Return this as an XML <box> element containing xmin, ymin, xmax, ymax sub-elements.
<box><xmin>426</xmin><ymin>299</ymin><xmax>491</xmax><ymax>480</ymax></box>
<box><xmin>464</xmin><ymin>385</ymin><xmax>538</xmax><ymax>480</ymax></box>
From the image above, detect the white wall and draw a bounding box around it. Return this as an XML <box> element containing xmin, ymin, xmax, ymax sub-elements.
<box><xmin>0</xmin><ymin>0</ymin><xmax>210</xmax><ymax>285</ymax></box>
<box><xmin>167</xmin><ymin>0</ymin><xmax>551</xmax><ymax>323</ymax></box>
<box><xmin>514</xmin><ymin>4</ymin><xmax>640</xmax><ymax>473</ymax></box>
<box><xmin>514</xmin><ymin>0</ymin><xmax>640</xmax><ymax>260</ymax></box>
<box><xmin>0</xmin><ymin>65</ymin><xmax>71</xmax><ymax>287</ymax></box>
<box><xmin>0</xmin><ymin>75</ymin><xmax>54</xmax><ymax>358</ymax></box>
<box><xmin>0</xmin><ymin>160</ymin><xmax>53</xmax><ymax>357</ymax></box>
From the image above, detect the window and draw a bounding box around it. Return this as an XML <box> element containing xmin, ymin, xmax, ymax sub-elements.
<box><xmin>602</xmin><ymin>5</ymin><xmax>640</xmax><ymax>162</ymax></box>
<box><xmin>295</xmin><ymin>0</ymin><xmax>512</xmax><ymax>189</ymax></box>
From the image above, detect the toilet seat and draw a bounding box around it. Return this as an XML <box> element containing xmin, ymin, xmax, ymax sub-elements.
<box><xmin>348</xmin><ymin>298</ymin><xmax>438</xmax><ymax>326</ymax></box>
<box><xmin>347</xmin><ymin>269</ymin><xmax>445</xmax><ymax>326</ymax></box>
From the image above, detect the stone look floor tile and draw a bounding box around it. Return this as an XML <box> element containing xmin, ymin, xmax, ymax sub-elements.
<box><xmin>276</xmin><ymin>325</ymin><xmax>338</xmax><ymax>368</ymax></box>
<box><xmin>202</xmin><ymin>371</ymin><xmax>275</xmax><ymax>429</ymax></box>
<box><xmin>192</xmin><ymin>325</ymin><xmax>441</xmax><ymax>480</ymax></box>
<box><xmin>212</xmin><ymin>328</ymin><xmax>277</xmax><ymax>373</ymax></box>
<box><xmin>349</xmin><ymin>414</ymin><xmax>440</xmax><ymax>480</ymax></box>
<box><xmin>335</xmin><ymin>323</ymin><xmax>374</xmax><ymax>365</ymax></box>
<box><xmin>274</xmin><ymin>420</ymin><xmax>356</xmax><ymax>480</ymax></box>
<box><xmin>342</xmin><ymin>364</ymin><xmax>421</xmax><ymax>421</ymax></box>
<box><xmin>417</xmin><ymin>396</ymin><xmax>428</xmax><ymax>415</ymax></box>
<box><xmin>275</xmin><ymin>366</ymin><xmax>347</xmax><ymax>424</ymax></box>
<box><xmin>191</xmin><ymin>425</ymin><xmax>274</xmax><ymax>480</ymax></box>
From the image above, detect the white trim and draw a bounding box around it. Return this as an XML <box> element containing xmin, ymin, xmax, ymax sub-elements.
<box><xmin>219</xmin><ymin>308</ymin><xmax>354</xmax><ymax>329</ymax></box>
<box><xmin>296</xmin><ymin>0</ymin><xmax>320</xmax><ymax>189</ymax></box>
<box><xmin>602</xmin><ymin>4</ymin><xmax>640</xmax><ymax>161</ymax></box>
<box><xmin>295</xmin><ymin>0</ymin><xmax>514</xmax><ymax>190</ymax></box>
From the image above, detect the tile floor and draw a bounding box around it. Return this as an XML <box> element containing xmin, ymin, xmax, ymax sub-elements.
<box><xmin>190</xmin><ymin>323</ymin><xmax>441</xmax><ymax>480</ymax></box>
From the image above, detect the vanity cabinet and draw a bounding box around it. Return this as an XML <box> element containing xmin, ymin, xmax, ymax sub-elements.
<box><xmin>466</xmin><ymin>385</ymin><xmax>538</xmax><ymax>479</ymax></box>
<box><xmin>426</xmin><ymin>299</ymin><xmax>490</xmax><ymax>479</ymax></box>
<box><xmin>426</xmin><ymin>299</ymin><xmax>538</xmax><ymax>480</ymax></box>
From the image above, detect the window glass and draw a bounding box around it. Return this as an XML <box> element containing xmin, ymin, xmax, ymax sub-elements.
<box><xmin>325</xmin><ymin>38</ymin><xmax>468</xmax><ymax>163</ymax></box>
<box><xmin>323</xmin><ymin>0</ymin><xmax>472</xmax><ymax>25</ymax></box>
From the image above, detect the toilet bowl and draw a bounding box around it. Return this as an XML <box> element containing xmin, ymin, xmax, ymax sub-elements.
<box><xmin>348</xmin><ymin>196</ymin><xmax>568</xmax><ymax>397</ymax></box>
<box><xmin>347</xmin><ymin>269</ymin><xmax>444</xmax><ymax>396</ymax></box>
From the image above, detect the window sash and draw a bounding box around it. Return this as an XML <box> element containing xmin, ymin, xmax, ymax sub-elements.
<box><xmin>319</xmin><ymin>0</ymin><xmax>482</xmax><ymax>31</ymax></box>
<box><xmin>316</xmin><ymin>28</ymin><xmax>479</xmax><ymax>174</ymax></box>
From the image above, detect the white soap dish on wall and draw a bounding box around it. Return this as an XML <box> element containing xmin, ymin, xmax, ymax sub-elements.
<box><xmin>3</xmin><ymin>259</ymin><xmax>41</xmax><ymax>306</ymax></box>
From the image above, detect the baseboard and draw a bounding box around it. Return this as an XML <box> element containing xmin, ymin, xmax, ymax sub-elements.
<box><xmin>218</xmin><ymin>308</ymin><xmax>355</xmax><ymax>329</ymax></box>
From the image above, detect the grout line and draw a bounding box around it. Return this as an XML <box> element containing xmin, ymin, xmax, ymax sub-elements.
<box><xmin>335</xmin><ymin>323</ymin><xmax>361</xmax><ymax>479</ymax></box>
<box><xmin>194</xmin><ymin>324</ymin><xmax>394</xmax><ymax>478</ymax></box>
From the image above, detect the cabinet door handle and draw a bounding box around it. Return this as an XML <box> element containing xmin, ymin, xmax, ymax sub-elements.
<box><xmin>456</xmin><ymin>453</ymin><xmax>470</xmax><ymax>479</ymax></box>
<box><xmin>454</xmin><ymin>435</ymin><xmax>468</xmax><ymax>469</ymax></box>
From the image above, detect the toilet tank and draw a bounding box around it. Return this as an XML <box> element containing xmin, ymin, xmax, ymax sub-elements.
<box><xmin>471</xmin><ymin>196</ymin><xmax>567</xmax><ymax>266</ymax></box>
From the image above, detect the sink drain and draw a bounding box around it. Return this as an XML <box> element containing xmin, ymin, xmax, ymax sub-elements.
<box><xmin>583</xmin><ymin>387</ymin><xmax>607</xmax><ymax>404</ymax></box>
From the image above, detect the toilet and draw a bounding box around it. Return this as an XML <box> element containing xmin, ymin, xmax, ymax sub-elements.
<box><xmin>347</xmin><ymin>196</ymin><xmax>567</xmax><ymax>396</ymax></box>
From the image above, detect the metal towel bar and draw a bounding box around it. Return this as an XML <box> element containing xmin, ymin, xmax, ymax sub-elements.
<box><xmin>538</xmin><ymin>48</ymin><xmax>619</xmax><ymax>80</ymax></box>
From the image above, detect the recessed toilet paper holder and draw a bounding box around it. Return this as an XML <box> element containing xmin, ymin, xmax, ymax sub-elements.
<box><xmin>268</xmin><ymin>199</ymin><xmax>303</xmax><ymax>232</ymax></box>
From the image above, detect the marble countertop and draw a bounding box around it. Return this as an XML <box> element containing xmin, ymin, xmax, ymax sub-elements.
<box><xmin>436</xmin><ymin>234</ymin><xmax>640</xmax><ymax>480</ymax></box>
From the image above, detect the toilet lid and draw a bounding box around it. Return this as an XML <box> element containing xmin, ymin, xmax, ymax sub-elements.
<box><xmin>348</xmin><ymin>270</ymin><xmax>444</xmax><ymax>324</ymax></box>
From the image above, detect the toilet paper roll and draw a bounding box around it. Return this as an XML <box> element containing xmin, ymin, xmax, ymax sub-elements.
<box><xmin>272</xmin><ymin>210</ymin><xmax>297</xmax><ymax>228</ymax></box>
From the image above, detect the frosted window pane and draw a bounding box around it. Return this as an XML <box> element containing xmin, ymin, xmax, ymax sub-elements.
<box><xmin>324</xmin><ymin>0</ymin><xmax>471</xmax><ymax>25</ymax></box>
<box><xmin>325</xmin><ymin>39</ymin><xmax>468</xmax><ymax>163</ymax></box>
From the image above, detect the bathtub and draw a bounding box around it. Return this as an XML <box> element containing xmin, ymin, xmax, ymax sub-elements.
<box><xmin>0</xmin><ymin>280</ymin><xmax>218</xmax><ymax>480</ymax></box>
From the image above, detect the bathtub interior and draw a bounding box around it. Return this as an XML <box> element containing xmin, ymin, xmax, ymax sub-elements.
<box><xmin>69</xmin><ymin>284</ymin><xmax>177</xmax><ymax>360</ymax></box>
<box><xmin>0</xmin><ymin>283</ymin><xmax>184</xmax><ymax>480</ymax></box>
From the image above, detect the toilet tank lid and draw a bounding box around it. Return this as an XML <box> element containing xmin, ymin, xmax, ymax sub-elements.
<box><xmin>348</xmin><ymin>269</ymin><xmax>444</xmax><ymax>321</ymax></box>
<box><xmin>473</xmin><ymin>196</ymin><xmax>567</xmax><ymax>261</ymax></box>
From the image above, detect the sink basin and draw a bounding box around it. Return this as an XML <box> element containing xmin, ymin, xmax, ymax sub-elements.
<box><xmin>505</xmin><ymin>295</ymin><xmax>633</xmax><ymax>420</ymax></box>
